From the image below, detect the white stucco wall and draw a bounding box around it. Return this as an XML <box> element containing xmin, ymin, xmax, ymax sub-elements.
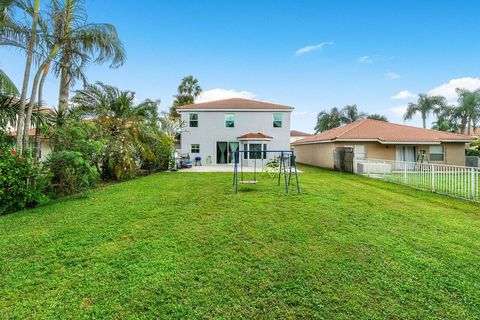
<box><xmin>179</xmin><ymin>110</ymin><xmax>291</xmax><ymax>166</ymax></box>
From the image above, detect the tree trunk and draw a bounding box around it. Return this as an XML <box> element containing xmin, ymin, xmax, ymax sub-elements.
<box><xmin>16</xmin><ymin>0</ymin><xmax>40</xmax><ymax>153</ymax></box>
<box><xmin>23</xmin><ymin>46</ymin><xmax>59</xmax><ymax>150</ymax></box>
<box><xmin>34</xmin><ymin>65</ymin><xmax>49</xmax><ymax>161</ymax></box>
<box><xmin>422</xmin><ymin>115</ymin><xmax>427</xmax><ymax>129</ymax></box>
<box><xmin>58</xmin><ymin>60</ymin><xmax>70</xmax><ymax>113</ymax></box>
<box><xmin>460</xmin><ymin>114</ymin><xmax>468</xmax><ymax>134</ymax></box>
<box><xmin>23</xmin><ymin>64</ymin><xmax>44</xmax><ymax>151</ymax></box>
<box><xmin>467</xmin><ymin>119</ymin><xmax>472</xmax><ymax>135</ymax></box>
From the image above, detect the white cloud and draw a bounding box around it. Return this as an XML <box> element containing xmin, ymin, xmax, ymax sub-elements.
<box><xmin>386</xmin><ymin>72</ymin><xmax>401</xmax><ymax>80</ymax></box>
<box><xmin>389</xmin><ymin>105</ymin><xmax>408</xmax><ymax>115</ymax></box>
<box><xmin>357</xmin><ymin>55</ymin><xmax>372</xmax><ymax>63</ymax></box>
<box><xmin>391</xmin><ymin>90</ymin><xmax>416</xmax><ymax>100</ymax></box>
<box><xmin>195</xmin><ymin>88</ymin><xmax>256</xmax><ymax>103</ymax></box>
<box><xmin>295</xmin><ymin>41</ymin><xmax>334</xmax><ymax>56</ymax></box>
<box><xmin>428</xmin><ymin>77</ymin><xmax>480</xmax><ymax>101</ymax></box>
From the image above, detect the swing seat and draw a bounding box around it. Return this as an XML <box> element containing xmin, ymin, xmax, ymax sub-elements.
<box><xmin>240</xmin><ymin>180</ymin><xmax>257</xmax><ymax>184</ymax></box>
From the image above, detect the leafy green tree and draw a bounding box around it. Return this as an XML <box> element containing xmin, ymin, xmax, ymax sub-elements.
<box><xmin>403</xmin><ymin>94</ymin><xmax>447</xmax><ymax>128</ymax></box>
<box><xmin>170</xmin><ymin>75</ymin><xmax>202</xmax><ymax>117</ymax></box>
<box><xmin>367</xmin><ymin>114</ymin><xmax>388</xmax><ymax>121</ymax></box>
<box><xmin>455</xmin><ymin>88</ymin><xmax>480</xmax><ymax>135</ymax></box>
<box><xmin>342</xmin><ymin>104</ymin><xmax>367</xmax><ymax>123</ymax></box>
<box><xmin>314</xmin><ymin>107</ymin><xmax>344</xmax><ymax>133</ymax></box>
<box><xmin>431</xmin><ymin>105</ymin><xmax>461</xmax><ymax>133</ymax></box>
<box><xmin>72</xmin><ymin>82</ymin><xmax>170</xmax><ymax>180</ymax></box>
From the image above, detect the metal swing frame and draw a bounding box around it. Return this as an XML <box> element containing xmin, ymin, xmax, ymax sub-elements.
<box><xmin>232</xmin><ymin>150</ymin><xmax>300</xmax><ymax>194</ymax></box>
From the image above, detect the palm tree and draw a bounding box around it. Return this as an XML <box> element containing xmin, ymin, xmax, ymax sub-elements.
<box><xmin>23</xmin><ymin>7</ymin><xmax>61</xmax><ymax>150</ymax></box>
<box><xmin>71</xmin><ymin>82</ymin><xmax>158</xmax><ymax>180</ymax></box>
<box><xmin>342</xmin><ymin>104</ymin><xmax>367</xmax><ymax>123</ymax></box>
<box><xmin>53</xmin><ymin>0</ymin><xmax>126</xmax><ymax>113</ymax></box>
<box><xmin>0</xmin><ymin>68</ymin><xmax>18</xmax><ymax>96</ymax></box>
<box><xmin>367</xmin><ymin>114</ymin><xmax>388</xmax><ymax>122</ymax></box>
<box><xmin>0</xmin><ymin>0</ymin><xmax>41</xmax><ymax>152</ymax></box>
<box><xmin>456</xmin><ymin>88</ymin><xmax>480</xmax><ymax>135</ymax></box>
<box><xmin>403</xmin><ymin>94</ymin><xmax>446</xmax><ymax>128</ymax></box>
<box><xmin>170</xmin><ymin>75</ymin><xmax>202</xmax><ymax>117</ymax></box>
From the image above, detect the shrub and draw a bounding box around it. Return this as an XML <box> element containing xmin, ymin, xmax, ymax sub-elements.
<box><xmin>44</xmin><ymin>151</ymin><xmax>99</xmax><ymax>197</ymax></box>
<box><xmin>0</xmin><ymin>149</ymin><xmax>50</xmax><ymax>215</ymax></box>
<box><xmin>139</xmin><ymin>129</ymin><xmax>175</xmax><ymax>173</ymax></box>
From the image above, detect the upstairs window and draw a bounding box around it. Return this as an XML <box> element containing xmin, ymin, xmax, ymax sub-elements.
<box><xmin>225</xmin><ymin>114</ymin><xmax>235</xmax><ymax>128</ymax></box>
<box><xmin>273</xmin><ymin>113</ymin><xmax>282</xmax><ymax>128</ymax></box>
<box><xmin>429</xmin><ymin>145</ymin><xmax>445</xmax><ymax>161</ymax></box>
<box><xmin>191</xmin><ymin>144</ymin><xmax>200</xmax><ymax>153</ymax></box>
<box><xmin>189</xmin><ymin>113</ymin><xmax>198</xmax><ymax>127</ymax></box>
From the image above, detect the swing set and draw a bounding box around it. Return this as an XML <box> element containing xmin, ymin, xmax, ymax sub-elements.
<box><xmin>232</xmin><ymin>150</ymin><xmax>300</xmax><ymax>193</ymax></box>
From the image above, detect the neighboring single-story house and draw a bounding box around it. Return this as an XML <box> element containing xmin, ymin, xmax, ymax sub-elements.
<box><xmin>292</xmin><ymin>119</ymin><xmax>477</xmax><ymax>167</ymax></box>
<box><xmin>177</xmin><ymin>98</ymin><xmax>293</xmax><ymax>166</ymax></box>
<box><xmin>9</xmin><ymin>128</ymin><xmax>52</xmax><ymax>161</ymax></box>
<box><xmin>290</xmin><ymin>130</ymin><xmax>312</xmax><ymax>144</ymax></box>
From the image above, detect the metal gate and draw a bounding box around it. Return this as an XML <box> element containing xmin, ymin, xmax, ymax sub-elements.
<box><xmin>333</xmin><ymin>147</ymin><xmax>354</xmax><ymax>173</ymax></box>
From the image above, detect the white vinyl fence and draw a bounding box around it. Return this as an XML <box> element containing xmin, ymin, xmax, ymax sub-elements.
<box><xmin>354</xmin><ymin>158</ymin><xmax>479</xmax><ymax>203</ymax></box>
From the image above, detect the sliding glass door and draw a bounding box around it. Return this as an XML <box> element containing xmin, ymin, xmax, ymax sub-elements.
<box><xmin>217</xmin><ymin>141</ymin><xmax>239</xmax><ymax>164</ymax></box>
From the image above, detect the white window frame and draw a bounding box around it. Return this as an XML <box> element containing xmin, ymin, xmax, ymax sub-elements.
<box><xmin>189</xmin><ymin>113</ymin><xmax>198</xmax><ymax>127</ymax></box>
<box><xmin>243</xmin><ymin>143</ymin><xmax>267</xmax><ymax>160</ymax></box>
<box><xmin>225</xmin><ymin>113</ymin><xmax>235</xmax><ymax>128</ymax></box>
<box><xmin>273</xmin><ymin>113</ymin><xmax>282</xmax><ymax>128</ymax></box>
<box><xmin>345</xmin><ymin>144</ymin><xmax>366</xmax><ymax>160</ymax></box>
<box><xmin>429</xmin><ymin>145</ymin><xmax>445</xmax><ymax>162</ymax></box>
<box><xmin>191</xmin><ymin>144</ymin><xmax>200</xmax><ymax>153</ymax></box>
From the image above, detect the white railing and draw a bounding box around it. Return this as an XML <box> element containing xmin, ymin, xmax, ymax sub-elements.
<box><xmin>354</xmin><ymin>158</ymin><xmax>479</xmax><ymax>203</ymax></box>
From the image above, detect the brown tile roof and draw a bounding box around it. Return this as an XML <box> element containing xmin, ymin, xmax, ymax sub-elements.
<box><xmin>290</xmin><ymin>130</ymin><xmax>312</xmax><ymax>137</ymax></box>
<box><xmin>177</xmin><ymin>98</ymin><xmax>293</xmax><ymax>111</ymax></box>
<box><xmin>293</xmin><ymin>119</ymin><xmax>477</xmax><ymax>145</ymax></box>
<box><xmin>9</xmin><ymin>128</ymin><xmax>49</xmax><ymax>139</ymax></box>
<box><xmin>237</xmin><ymin>132</ymin><xmax>273</xmax><ymax>139</ymax></box>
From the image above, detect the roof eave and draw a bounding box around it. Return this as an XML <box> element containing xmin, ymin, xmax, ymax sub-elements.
<box><xmin>177</xmin><ymin>108</ymin><xmax>293</xmax><ymax>112</ymax></box>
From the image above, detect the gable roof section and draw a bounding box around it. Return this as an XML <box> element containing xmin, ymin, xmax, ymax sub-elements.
<box><xmin>177</xmin><ymin>98</ymin><xmax>293</xmax><ymax>111</ymax></box>
<box><xmin>293</xmin><ymin>119</ymin><xmax>477</xmax><ymax>145</ymax></box>
<box><xmin>290</xmin><ymin>130</ymin><xmax>312</xmax><ymax>137</ymax></box>
<box><xmin>237</xmin><ymin>132</ymin><xmax>273</xmax><ymax>140</ymax></box>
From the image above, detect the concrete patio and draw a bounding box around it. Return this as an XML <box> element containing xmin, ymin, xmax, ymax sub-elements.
<box><xmin>178</xmin><ymin>165</ymin><xmax>301</xmax><ymax>173</ymax></box>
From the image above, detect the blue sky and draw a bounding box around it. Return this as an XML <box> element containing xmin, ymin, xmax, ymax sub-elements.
<box><xmin>2</xmin><ymin>0</ymin><xmax>480</xmax><ymax>132</ymax></box>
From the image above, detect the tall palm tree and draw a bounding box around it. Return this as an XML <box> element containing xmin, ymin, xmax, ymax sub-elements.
<box><xmin>170</xmin><ymin>75</ymin><xmax>202</xmax><ymax>117</ymax></box>
<box><xmin>53</xmin><ymin>0</ymin><xmax>126</xmax><ymax>113</ymax></box>
<box><xmin>0</xmin><ymin>0</ymin><xmax>41</xmax><ymax>152</ymax></box>
<box><xmin>456</xmin><ymin>88</ymin><xmax>480</xmax><ymax>135</ymax></box>
<box><xmin>403</xmin><ymin>94</ymin><xmax>447</xmax><ymax>128</ymax></box>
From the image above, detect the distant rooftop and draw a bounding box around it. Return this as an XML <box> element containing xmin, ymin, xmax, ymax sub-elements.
<box><xmin>293</xmin><ymin>119</ymin><xmax>476</xmax><ymax>145</ymax></box>
<box><xmin>290</xmin><ymin>130</ymin><xmax>312</xmax><ymax>137</ymax></box>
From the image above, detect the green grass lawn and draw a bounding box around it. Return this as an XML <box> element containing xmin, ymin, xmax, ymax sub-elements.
<box><xmin>1</xmin><ymin>165</ymin><xmax>479</xmax><ymax>319</ymax></box>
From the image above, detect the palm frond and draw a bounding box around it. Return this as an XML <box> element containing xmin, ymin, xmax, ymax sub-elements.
<box><xmin>0</xmin><ymin>68</ymin><xmax>18</xmax><ymax>95</ymax></box>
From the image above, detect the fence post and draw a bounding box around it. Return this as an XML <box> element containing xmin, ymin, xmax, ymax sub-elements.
<box><xmin>431</xmin><ymin>165</ymin><xmax>435</xmax><ymax>192</ymax></box>
<box><xmin>403</xmin><ymin>161</ymin><xmax>407</xmax><ymax>184</ymax></box>
<box><xmin>367</xmin><ymin>159</ymin><xmax>370</xmax><ymax>177</ymax></box>
<box><xmin>471</xmin><ymin>168</ymin><xmax>476</xmax><ymax>200</ymax></box>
